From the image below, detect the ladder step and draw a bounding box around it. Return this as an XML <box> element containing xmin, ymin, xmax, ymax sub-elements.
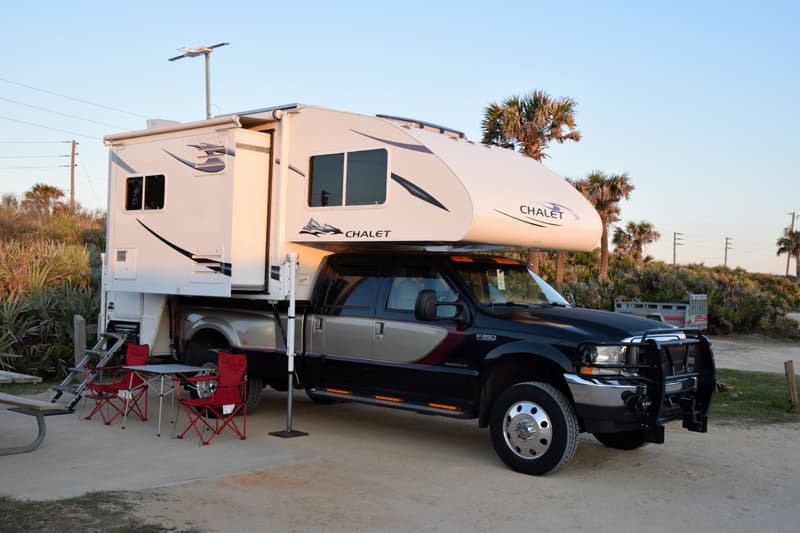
<box><xmin>84</xmin><ymin>349</ymin><xmax>104</xmax><ymax>357</ymax></box>
<box><xmin>68</xmin><ymin>367</ymin><xmax>87</xmax><ymax>374</ymax></box>
<box><xmin>51</xmin><ymin>384</ymin><xmax>81</xmax><ymax>394</ymax></box>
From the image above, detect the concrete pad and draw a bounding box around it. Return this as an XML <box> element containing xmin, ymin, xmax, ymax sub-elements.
<box><xmin>0</xmin><ymin>390</ymin><xmax>315</xmax><ymax>501</ymax></box>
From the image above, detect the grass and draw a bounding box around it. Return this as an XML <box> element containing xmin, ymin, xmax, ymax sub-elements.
<box><xmin>711</xmin><ymin>368</ymin><xmax>800</xmax><ymax>423</ymax></box>
<box><xmin>0</xmin><ymin>492</ymin><xmax>197</xmax><ymax>533</ymax></box>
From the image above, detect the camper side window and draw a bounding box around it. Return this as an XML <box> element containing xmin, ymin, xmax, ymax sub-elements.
<box><xmin>308</xmin><ymin>149</ymin><xmax>387</xmax><ymax>207</ymax></box>
<box><xmin>125</xmin><ymin>175</ymin><xmax>165</xmax><ymax>211</ymax></box>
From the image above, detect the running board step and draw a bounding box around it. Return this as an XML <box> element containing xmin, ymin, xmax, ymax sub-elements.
<box><xmin>307</xmin><ymin>388</ymin><xmax>474</xmax><ymax>418</ymax></box>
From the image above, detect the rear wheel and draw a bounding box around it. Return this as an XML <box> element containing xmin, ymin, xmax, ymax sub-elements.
<box><xmin>185</xmin><ymin>336</ymin><xmax>263</xmax><ymax>414</ymax></box>
<box><xmin>489</xmin><ymin>381</ymin><xmax>579</xmax><ymax>475</ymax></box>
<box><xmin>593</xmin><ymin>430</ymin><xmax>648</xmax><ymax>450</ymax></box>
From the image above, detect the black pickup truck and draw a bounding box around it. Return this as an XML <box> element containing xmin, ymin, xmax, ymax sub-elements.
<box><xmin>181</xmin><ymin>251</ymin><xmax>716</xmax><ymax>475</ymax></box>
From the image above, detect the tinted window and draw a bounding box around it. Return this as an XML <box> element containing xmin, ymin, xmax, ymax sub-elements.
<box><xmin>144</xmin><ymin>174</ymin><xmax>165</xmax><ymax>210</ymax></box>
<box><xmin>126</xmin><ymin>175</ymin><xmax>165</xmax><ymax>211</ymax></box>
<box><xmin>309</xmin><ymin>153</ymin><xmax>344</xmax><ymax>207</ymax></box>
<box><xmin>125</xmin><ymin>177</ymin><xmax>143</xmax><ymax>210</ymax></box>
<box><xmin>323</xmin><ymin>263</ymin><xmax>377</xmax><ymax>317</ymax></box>
<box><xmin>346</xmin><ymin>149</ymin><xmax>387</xmax><ymax>205</ymax></box>
<box><xmin>385</xmin><ymin>266</ymin><xmax>457</xmax><ymax>312</ymax></box>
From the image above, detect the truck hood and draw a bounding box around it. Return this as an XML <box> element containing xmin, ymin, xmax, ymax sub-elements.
<box><xmin>499</xmin><ymin>306</ymin><xmax>672</xmax><ymax>343</ymax></box>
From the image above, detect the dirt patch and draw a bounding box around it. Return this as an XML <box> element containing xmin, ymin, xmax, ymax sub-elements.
<box><xmin>710</xmin><ymin>335</ymin><xmax>799</xmax><ymax>373</ymax></box>
<box><xmin>134</xmin><ymin>405</ymin><xmax>800</xmax><ymax>532</ymax></box>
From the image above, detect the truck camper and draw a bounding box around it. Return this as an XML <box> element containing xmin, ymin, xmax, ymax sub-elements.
<box><xmin>88</xmin><ymin>104</ymin><xmax>714</xmax><ymax>475</ymax></box>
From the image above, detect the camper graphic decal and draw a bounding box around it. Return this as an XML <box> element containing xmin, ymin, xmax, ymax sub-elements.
<box><xmin>351</xmin><ymin>130</ymin><xmax>434</xmax><ymax>154</ymax></box>
<box><xmin>299</xmin><ymin>219</ymin><xmax>392</xmax><ymax>239</ymax></box>
<box><xmin>110</xmin><ymin>152</ymin><xmax>137</xmax><ymax>174</ymax></box>
<box><xmin>495</xmin><ymin>202</ymin><xmax>580</xmax><ymax>229</ymax></box>
<box><xmin>391</xmin><ymin>173</ymin><xmax>448</xmax><ymax>212</ymax></box>
<box><xmin>137</xmin><ymin>219</ymin><xmax>231</xmax><ymax>276</ymax></box>
<box><xmin>299</xmin><ymin>218</ymin><xmax>343</xmax><ymax>237</ymax></box>
<box><xmin>163</xmin><ymin>143</ymin><xmax>235</xmax><ymax>173</ymax></box>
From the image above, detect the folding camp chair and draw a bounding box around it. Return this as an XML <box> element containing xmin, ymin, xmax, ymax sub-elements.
<box><xmin>174</xmin><ymin>351</ymin><xmax>247</xmax><ymax>445</ymax></box>
<box><xmin>85</xmin><ymin>343</ymin><xmax>149</xmax><ymax>425</ymax></box>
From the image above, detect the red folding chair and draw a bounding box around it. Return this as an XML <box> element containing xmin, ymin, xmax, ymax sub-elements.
<box><xmin>175</xmin><ymin>351</ymin><xmax>247</xmax><ymax>445</ymax></box>
<box><xmin>85</xmin><ymin>343</ymin><xmax>149</xmax><ymax>425</ymax></box>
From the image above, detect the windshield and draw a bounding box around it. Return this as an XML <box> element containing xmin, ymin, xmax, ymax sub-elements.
<box><xmin>452</xmin><ymin>260</ymin><xmax>570</xmax><ymax>307</ymax></box>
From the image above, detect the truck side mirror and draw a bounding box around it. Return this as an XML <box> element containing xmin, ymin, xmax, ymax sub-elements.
<box><xmin>415</xmin><ymin>290</ymin><xmax>468</xmax><ymax>323</ymax></box>
<box><xmin>415</xmin><ymin>290</ymin><xmax>438</xmax><ymax>321</ymax></box>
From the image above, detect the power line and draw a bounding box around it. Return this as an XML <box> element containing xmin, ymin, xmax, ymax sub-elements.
<box><xmin>0</xmin><ymin>154</ymin><xmax>69</xmax><ymax>159</ymax></box>
<box><xmin>76</xmin><ymin>152</ymin><xmax>102</xmax><ymax>208</ymax></box>
<box><xmin>0</xmin><ymin>95</ymin><xmax>129</xmax><ymax>129</ymax></box>
<box><xmin>0</xmin><ymin>164</ymin><xmax>69</xmax><ymax>169</ymax></box>
<box><xmin>0</xmin><ymin>140</ymin><xmax>70</xmax><ymax>144</ymax></box>
<box><xmin>0</xmin><ymin>115</ymin><xmax>100</xmax><ymax>140</ymax></box>
<box><xmin>0</xmin><ymin>76</ymin><xmax>148</xmax><ymax>119</ymax></box>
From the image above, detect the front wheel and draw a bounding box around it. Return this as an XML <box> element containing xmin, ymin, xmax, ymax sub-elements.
<box><xmin>489</xmin><ymin>381</ymin><xmax>579</xmax><ymax>475</ymax></box>
<box><xmin>593</xmin><ymin>430</ymin><xmax>648</xmax><ymax>450</ymax></box>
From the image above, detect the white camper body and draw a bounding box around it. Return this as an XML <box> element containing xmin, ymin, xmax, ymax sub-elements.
<box><xmin>102</xmin><ymin>105</ymin><xmax>601</xmax><ymax>352</ymax></box>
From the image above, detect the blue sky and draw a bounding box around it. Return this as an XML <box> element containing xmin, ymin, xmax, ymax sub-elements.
<box><xmin>2</xmin><ymin>1</ymin><xmax>798</xmax><ymax>274</ymax></box>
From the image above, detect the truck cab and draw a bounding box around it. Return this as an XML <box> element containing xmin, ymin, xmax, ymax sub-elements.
<box><xmin>299</xmin><ymin>252</ymin><xmax>715</xmax><ymax>475</ymax></box>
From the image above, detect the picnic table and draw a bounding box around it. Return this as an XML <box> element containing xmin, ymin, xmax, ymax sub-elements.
<box><xmin>1</xmin><ymin>371</ymin><xmax>70</xmax><ymax>455</ymax></box>
<box><xmin>0</xmin><ymin>370</ymin><xmax>43</xmax><ymax>384</ymax></box>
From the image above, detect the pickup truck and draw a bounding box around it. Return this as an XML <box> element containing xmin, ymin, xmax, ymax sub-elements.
<box><xmin>174</xmin><ymin>251</ymin><xmax>716</xmax><ymax>475</ymax></box>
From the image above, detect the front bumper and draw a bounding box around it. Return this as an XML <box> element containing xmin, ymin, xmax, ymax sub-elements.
<box><xmin>565</xmin><ymin>332</ymin><xmax>716</xmax><ymax>441</ymax></box>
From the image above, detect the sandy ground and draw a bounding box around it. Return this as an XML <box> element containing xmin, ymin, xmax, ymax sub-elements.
<box><xmin>1</xmin><ymin>335</ymin><xmax>799</xmax><ymax>532</ymax></box>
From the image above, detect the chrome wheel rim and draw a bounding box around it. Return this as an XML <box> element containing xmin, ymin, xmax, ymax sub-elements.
<box><xmin>503</xmin><ymin>400</ymin><xmax>553</xmax><ymax>459</ymax></box>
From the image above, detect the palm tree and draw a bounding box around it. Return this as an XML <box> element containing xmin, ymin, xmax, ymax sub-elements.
<box><xmin>777</xmin><ymin>230</ymin><xmax>800</xmax><ymax>279</ymax></box>
<box><xmin>574</xmin><ymin>171</ymin><xmax>634</xmax><ymax>282</ymax></box>
<box><xmin>481</xmin><ymin>90</ymin><xmax>581</xmax><ymax>275</ymax></box>
<box><xmin>613</xmin><ymin>221</ymin><xmax>661</xmax><ymax>266</ymax></box>
<box><xmin>22</xmin><ymin>183</ymin><xmax>64</xmax><ymax>218</ymax></box>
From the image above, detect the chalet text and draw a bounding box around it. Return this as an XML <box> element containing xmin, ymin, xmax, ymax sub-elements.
<box><xmin>345</xmin><ymin>229</ymin><xmax>392</xmax><ymax>239</ymax></box>
<box><xmin>519</xmin><ymin>205</ymin><xmax>563</xmax><ymax>220</ymax></box>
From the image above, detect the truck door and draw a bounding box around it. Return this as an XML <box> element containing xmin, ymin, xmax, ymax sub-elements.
<box><xmin>370</xmin><ymin>263</ymin><xmax>475</xmax><ymax>404</ymax></box>
<box><xmin>305</xmin><ymin>260</ymin><xmax>379</xmax><ymax>389</ymax></box>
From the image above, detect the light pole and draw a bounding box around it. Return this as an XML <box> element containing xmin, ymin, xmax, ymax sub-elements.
<box><xmin>724</xmin><ymin>236</ymin><xmax>733</xmax><ymax>267</ymax></box>
<box><xmin>672</xmin><ymin>232</ymin><xmax>684</xmax><ymax>265</ymax></box>
<box><xmin>169</xmin><ymin>42</ymin><xmax>229</xmax><ymax>120</ymax></box>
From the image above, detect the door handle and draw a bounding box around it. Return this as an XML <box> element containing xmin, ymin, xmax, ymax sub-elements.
<box><xmin>313</xmin><ymin>317</ymin><xmax>323</xmax><ymax>333</ymax></box>
<box><xmin>374</xmin><ymin>321</ymin><xmax>384</xmax><ymax>338</ymax></box>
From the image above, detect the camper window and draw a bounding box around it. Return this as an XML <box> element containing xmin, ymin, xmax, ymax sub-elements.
<box><xmin>125</xmin><ymin>174</ymin><xmax>165</xmax><ymax>211</ymax></box>
<box><xmin>345</xmin><ymin>149</ymin><xmax>387</xmax><ymax>206</ymax></box>
<box><xmin>309</xmin><ymin>153</ymin><xmax>344</xmax><ymax>206</ymax></box>
<box><xmin>308</xmin><ymin>149</ymin><xmax>387</xmax><ymax>208</ymax></box>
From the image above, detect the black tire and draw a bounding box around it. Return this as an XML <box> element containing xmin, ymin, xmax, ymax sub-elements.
<box><xmin>245</xmin><ymin>376</ymin><xmax>264</xmax><ymax>413</ymax></box>
<box><xmin>489</xmin><ymin>381</ymin><xmax>579</xmax><ymax>476</ymax></box>
<box><xmin>184</xmin><ymin>346</ymin><xmax>261</xmax><ymax>415</ymax></box>
<box><xmin>593</xmin><ymin>430</ymin><xmax>648</xmax><ymax>450</ymax></box>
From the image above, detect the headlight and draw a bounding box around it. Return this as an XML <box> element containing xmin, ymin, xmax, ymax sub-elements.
<box><xmin>582</xmin><ymin>345</ymin><xmax>626</xmax><ymax>366</ymax></box>
<box><xmin>580</xmin><ymin>344</ymin><xmax>636</xmax><ymax>376</ymax></box>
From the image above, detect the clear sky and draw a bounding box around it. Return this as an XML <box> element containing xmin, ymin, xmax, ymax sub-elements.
<box><xmin>2</xmin><ymin>1</ymin><xmax>797</xmax><ymax>274</ymax></box>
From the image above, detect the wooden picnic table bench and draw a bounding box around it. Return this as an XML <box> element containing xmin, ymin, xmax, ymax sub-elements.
<box><xmin>0</xmin><ymin>391</ymin><xmax>71</xmax><ymax>456</ymax></box>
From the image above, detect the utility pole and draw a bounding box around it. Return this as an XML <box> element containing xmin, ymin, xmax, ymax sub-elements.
<box><xmin>69</xmin><ymin>140</ymin><xmax>78</xmax><ymax>211</ymax></box>
<box><xmin>673</xmin><ymin>232</ymin><xmax>684</xmax><ymax>265</ymax></box>
<box><xmin>724</xmin><ymin>236</ymin><xmax>733</xmax><ymax>267</ymax></box>
<box><xmin>168</xmin><ymin>42</ymin><xmax>229</xmax><ymax>120</ymax></box>
<box><xmin>786</xmin><ymin>211</ymin><xmax>797</xmax><ymax>276</ymax></box>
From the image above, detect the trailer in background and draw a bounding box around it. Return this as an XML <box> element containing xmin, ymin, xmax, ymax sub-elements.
<box><xmin>614</xmin><ymin>294</ymin><xmax>708</xmax><ymax>330</ymax></box>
